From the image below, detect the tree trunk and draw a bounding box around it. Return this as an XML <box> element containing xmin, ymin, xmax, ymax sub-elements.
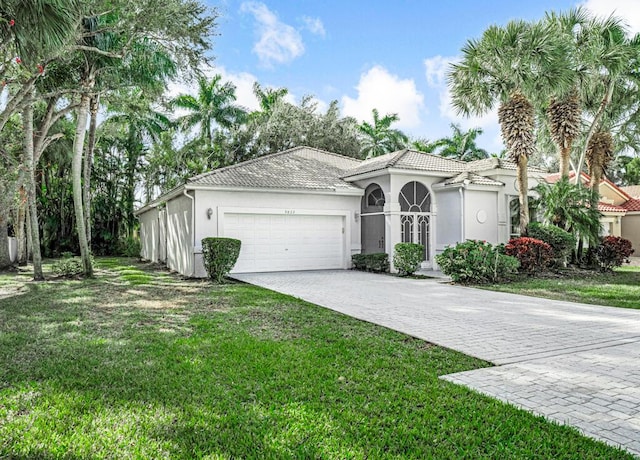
<box><xmin>16</xmin><ymin>188</ymin><xmax>27</xmax><ymax>265</ymax></box>
<box><xmin>83</xmin><ymin>95</ymin><xmax>99</xmax><ymax>247</ymax></box>
<box><xmin>26</xmin><ymin>204</ymin><xmax>33</xmax><ymax>262</ymax></box>
<box><xmin>517</xmin><ymin>154</ymin><xmax>530</xmax><ymax>236</ymax></box>
<box><xmin>0</xmin><ymin>216</ymin><xmax>11</xmax><ymax>269</ymax></box>
<box><xmin>559</xmin><ymin>144</ymin><xmax>572</xmax><ymax>179</ymax></box>
<box><xmin>72</xmin><ymin>92</ymin><xmax>93</xmax><ymax>277</ymax></box>
<box><xmin>23</xmin><ymin>93</ymin><xmax>44</xmax><ymax>281</ymax></box>
<box><xmin>575</xmin><ymin>79</ymin><xmax>615</xmax><ymax>180</ymax></box>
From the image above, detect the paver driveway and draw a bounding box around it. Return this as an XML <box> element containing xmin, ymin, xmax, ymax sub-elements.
<box><xmin>233</xmin><ymin>270</ymin><xmax>640</xmax><ymax>456</ymax></box>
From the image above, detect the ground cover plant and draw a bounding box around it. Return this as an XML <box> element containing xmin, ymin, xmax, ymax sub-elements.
<box><xmin>484</xmin><ymin>265</ymin><xmax>640</xmax><ymax>310</ymax></box>
<box><xmin>0</xmin><ymin>258</ymin><xmax>634</xmax><ymax>459</ymax></box>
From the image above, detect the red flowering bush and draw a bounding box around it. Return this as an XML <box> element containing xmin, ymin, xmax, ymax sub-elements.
<box><xmin>505</xmin><ymin>237</ymin><xmax>553</xmax><ymax>273</ymax></box>
<box><xmin>596</xmin><ymin>236</ymin><xmax>634</xmax><ymax>271</ymax></box>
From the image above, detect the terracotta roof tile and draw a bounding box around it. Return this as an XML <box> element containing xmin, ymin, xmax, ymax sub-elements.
<box><xmin>598</xmin><ymin>202</ymin><xmax>627</xmax><ymax>213</ymax></box>
<box><xmin>622</xmin><ymin>198</ymin><xmax>640</xmax><ymax>212</ymax></box>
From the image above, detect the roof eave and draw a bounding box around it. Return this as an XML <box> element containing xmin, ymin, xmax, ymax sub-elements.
<box><xmin>185</xmin><ymin>183</ymin><xmax>364</xmax><ymax>196</ymax></box>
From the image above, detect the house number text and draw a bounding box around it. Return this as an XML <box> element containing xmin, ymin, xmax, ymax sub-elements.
<box><xmin>284</xmin><ymin>210</ymin><xmax>296</xmax><ymax>214</ymax></box>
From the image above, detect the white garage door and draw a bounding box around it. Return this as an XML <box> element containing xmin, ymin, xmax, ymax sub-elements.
<box><xmin>223</xmin><ymin>213</ymin><xmax>345</xmax><ymax>273</ymax></box>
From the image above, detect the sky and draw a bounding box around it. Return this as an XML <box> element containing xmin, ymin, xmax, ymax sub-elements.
<box><xmin>184</xmin><ymin>0</ymin><xmax>640</xmax><ymax>154</ymax></box>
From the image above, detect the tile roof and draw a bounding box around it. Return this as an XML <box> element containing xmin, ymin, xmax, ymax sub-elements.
<box><xmin>467</xmin><ymin>157</ymin><xmax>547</xmax><ymax>173</ymax></box>
<box><xmin>598</xmin><ymin>202</ymin><xmax>627</xmax><ymax>213</ymax></box>
<box><xmin>622</xmin><ymin>185</ymin><xmax>640</xmax><ymax>199</ymax></box>
<box><xmin>343</xmin><ymin>150</ymin><xmax>546</xmax><ymax>178</ymax></box>
<box><xmin>440</xmin><ymin>172</ymin><xmax>504</xmax><ymax>187</ymax></box>
<box><xmin>622</xmin><ymin>198</ymin><xmax>640</xmax><ymax>212</ymax></box>
<box><xmin>342</xmin><ymin>149</ymin><xmax>468</xmax><ymax>177</ymax></box>
<box><xmin>188</xmin><ymin>146</ymin><xmax>362</xmax><ymax>193</ymax></box>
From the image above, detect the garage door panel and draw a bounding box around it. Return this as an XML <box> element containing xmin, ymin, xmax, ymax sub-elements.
<box><xmin>223</xmin><ymin>212</ymin><xmax>345</xmax><ymax>273</ymax></box>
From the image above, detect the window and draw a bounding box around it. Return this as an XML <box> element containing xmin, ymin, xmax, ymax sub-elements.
<box><xmin>362</xmin><ymin>184</ymin><xmax>385</xmax><ymax>213</ymax></box>
<box><xmin>399</xmin><ymin>181</ymin><xmax>430</xmax><ymax>212</ymax></box>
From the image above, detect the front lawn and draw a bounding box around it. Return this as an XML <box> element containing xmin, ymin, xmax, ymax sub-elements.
<box><xmin>0</xmin><ymin>258</ymin><xmax>633</xmax><ymax>459</ymax></box>
<box><xmin>484</xmin><ymin>265</ymin><xmax>640</xmax><ymax>309</ymax></box>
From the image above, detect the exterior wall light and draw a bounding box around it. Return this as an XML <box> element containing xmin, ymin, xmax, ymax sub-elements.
<box><xmin>206</xmin><ymin>208</ymin><xmax>213</xmax><ymax>220</ymax></box>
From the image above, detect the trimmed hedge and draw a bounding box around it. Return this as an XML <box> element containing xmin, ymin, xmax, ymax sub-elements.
<box><xmin>596</xmin><ymin>236</ymin><xmax>634</xmax><ymax>271</ymax></box>
<box><xmin>352</xmin><ymin>253</ymin><xmax>389</xmax><ymax>273</ymax></box>
<box><xmin>435</xmin><ymin>240</ymin><xmax>519</xmax><ymax>284</ymax></box>
<box><xmin>527</xmin><ymin>222</ymin><xmax>575</xmax><ymax>267</ymax></box>
<box><xmin>202</xmin><ymin>237</ymin><xmax>241</xmax><ymax>283</ymax></box>
<box><xmin>393</xmin><ymin>243</ymin><xmax>424</xmax><ymax>276</ymax></box>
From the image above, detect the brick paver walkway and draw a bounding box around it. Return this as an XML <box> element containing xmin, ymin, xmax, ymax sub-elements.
<box><xmin>233</xmin><ymin>270</ymin><xmax>640</xmax><ymax>456</ymax></box>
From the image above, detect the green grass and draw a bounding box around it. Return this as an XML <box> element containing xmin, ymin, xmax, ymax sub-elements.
<box><xmin>483</xmin><ymin>265</ymin><xmax>640</xmax><ymax>309</ymax></box>
<box><xmin>0</xmin><ymin>258</ymin><xmax>633</xmax><ymax>459</ymax></box>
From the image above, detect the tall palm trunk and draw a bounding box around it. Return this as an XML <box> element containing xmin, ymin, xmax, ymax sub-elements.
<box><xmin>23</xmin><ymin>93</ymin><xmax>44</xmax><ymax>280</ymax></box>
<box><xmin>73</xmin><ymin>92</ymin><xmax>93</xmax><ymax>277</ymax></box>
<box><xmin>499</xmin><ymin>92</ymin><xmax>535</xmax><ymax>235</ymax></box>
<box><xmin>517</xmin><ymin>154</ymin><xmax>530</xmax><ymax>234</ymax></box>
<box><xmin>83</xmin><ymin>94</ymin><xmax>99</xmax><ymax>247</ymax></box>
<box><xmin>575</xmin><ymin>79</ymin><xmax>615</xmax><ymax>180</ymax></box>
<box><xmin>547</xmin><ymin>92</ymin><xmax>580</xmax><ymax>179</ymax></box>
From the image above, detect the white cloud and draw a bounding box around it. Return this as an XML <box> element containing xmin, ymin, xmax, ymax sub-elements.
<box><xmin>301</xmin><ymin>16</ymin><xmax>326</xmax><ymax>37</ymax></box>
<box><xmin>424</xmin><ymin>55</ymin><xmax>499</xmax><ymax>132</ymax></box>
<box><xmin>240</xmin><ymin>2</ymin><xmax>304</xmax><ymax>66</ymax></box>
<box><xmin>424</xmin><ymin>55</ymin><xmax>457</xmax><ymax>88</ymax></box>
<box><xmin>581</xmin><ymin>0</ymin><xmax>640</xmax><ymax>35</ymax></box>
<box><xmin>341</xmin><ymin>65</ymin><xmax>425</xmax><ymax>129</ymax></box>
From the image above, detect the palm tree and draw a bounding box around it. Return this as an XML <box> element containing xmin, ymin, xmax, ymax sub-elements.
<box><xmin>358</xmin><ymin>109</ymin><xmax>408</xmax><ymax>159</ymax></box>
<box><xmin>448</xmin><ymin>19</ymin><xmax>569</xmax><ymax>234</ymax></box>
<box><xmin>431</xmin><ymin>124</ymin><xmax>489</xmax><ymax>161</ymax></box>
<box><xmin>171</xmin><ymin>74</ymin><xmax>246</xmax><ymax>150</ymax></box>
<box><xmin>573</xmin><ymin>16</ymin><xmax>639</xmax><ymax>177</ymax></box>
<box><xmin>533</xmin><ymin>177</ymin><xmax>601</xmax><ymax>252</ymax></box>
<box><xmin>586</xmin><ymin>131</ymin><xmax>614</xmax><ymax>190</ymax></box>
<box><xmin>252</xmin><ymin>82</ymin><xmax>288</xmax><ymax>120</ymax></box>
<box><xmin>104</xmin><ymin>91</ymin><xmax>172</xmax><ymax>237</ymax></box>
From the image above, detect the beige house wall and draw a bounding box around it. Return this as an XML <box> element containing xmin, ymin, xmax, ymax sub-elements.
<box><xmin>621</xmin><ymin>213</ymin><xmax>640</xmax><ymax>253</ymax></box>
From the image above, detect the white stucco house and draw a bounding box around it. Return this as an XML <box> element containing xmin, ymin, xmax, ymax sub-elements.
<box><xmin>135</xmin><ymin>146</ymin><xmax>546</xmax><ymax>276</ymax></box>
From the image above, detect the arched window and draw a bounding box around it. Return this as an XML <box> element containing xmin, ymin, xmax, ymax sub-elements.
<box><xmin>362</xmin><ymin>183</ymin><xmax>385</xmax><ymax>213</ymax></box>
<box><xmin>399</xmin><ymin>181</ymin><xmax>430</xmax><ymax>212</ymax></box>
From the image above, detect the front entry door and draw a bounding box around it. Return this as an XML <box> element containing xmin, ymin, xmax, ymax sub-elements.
<box><xmin>400</xmin><ymin>213</ymin><xmax>430</xmax><ymax>260</ymax></box>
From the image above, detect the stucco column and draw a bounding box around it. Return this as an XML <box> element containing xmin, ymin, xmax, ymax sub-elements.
<box><xmin>386</xmin><ymin>201</ymin><xmax>401</xmax><ymax>272</ymax></box>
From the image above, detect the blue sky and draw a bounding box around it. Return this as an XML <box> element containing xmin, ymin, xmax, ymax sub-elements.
<box><xmin>189</xmin><ymin>0</ymin><xmax>640</xmax><ymax>153</ymax></box>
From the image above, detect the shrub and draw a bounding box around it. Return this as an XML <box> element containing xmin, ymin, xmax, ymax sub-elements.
<box><xmin>393</xmin><ymin>243</ymin><xmax>424</xmax><ymax>276</ymax></box>
<box><xmin>596</xmin><ymin>236</ymin><xmax>634</xmax><ymax>271</ymax></box>
<box><xmin>505</xmin><ymin>237</ymin><xmax>553</xmax><ymax>272</ymax></box>
<box><xmin>352</xmin><ymin>253</ymin><xmax>389</xmax><ymax>273</ymax></box>
<box><xmin>435</xmin><ymin>240</ymin><xmax>519</xmax><ymax>284</ymax></box>
<box><xmin>117</xmin><ymin>236</ymin><xmax>141</xmax><ymax>258</ymax></box>
<box><xmin>202</xmin><ymin>237</ymin><xmax>241</xmax><ymax>283</ymax></box>
<box><xmin>52</xmin><ymin>254</ymin><xmax>95</xmax><ymax>277</ymax></box>
<box><xmin>527</xmin><ymin>222</ymin><xmax>576</xmax><ymax>267</ymax></box>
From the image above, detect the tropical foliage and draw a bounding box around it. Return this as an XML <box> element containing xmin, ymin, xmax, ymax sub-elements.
<box><xmin>358</xmin><ymin>109</ymin><xmax>408</xmax><ymax>158</ymax></box>
<box><xmin>532</xmin><ymin>178</ymin><xmax>602</xmax><ymax>249</ymax></box>
<box><xmin>435</xmin><ymin>240</ymin><xmax>520</xmax><ymax>284</ymax></box>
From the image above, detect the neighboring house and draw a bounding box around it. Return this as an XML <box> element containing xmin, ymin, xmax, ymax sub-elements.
<box><xmin>546</xmin><ymin>172</ymin><xmax>640</xmax><ymax>252</ymax></box>
<box><xmin>135</xmin><ymin>146</ymin><xmax>546</xmax><ymax>276</ymax></box>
